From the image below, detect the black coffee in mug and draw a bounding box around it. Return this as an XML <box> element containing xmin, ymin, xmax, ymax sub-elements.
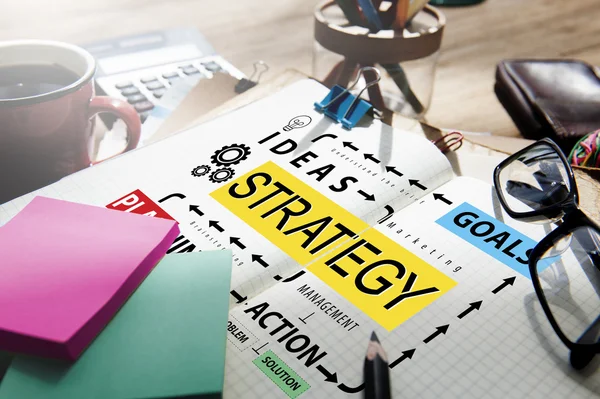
<box><xmin>0</xmin><ymin>64</ymin><xmax>79</xmax><ymax>99</ymax></box>
<box><xmin>0</xmin><ymin>40</ymin><xmax>141</xmax><ymax>205</ymax></box>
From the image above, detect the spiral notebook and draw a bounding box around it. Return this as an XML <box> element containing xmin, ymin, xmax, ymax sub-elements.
<box><xmin>0</xmin><ymin>79</ymin><xmax>597</xmax><ymax>398</ymax></box>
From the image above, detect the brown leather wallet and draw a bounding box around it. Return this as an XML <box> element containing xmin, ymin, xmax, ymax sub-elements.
<box><xmin>495</xmin><ymin>59</ymin><xmax>600</xmax><ymax>153</ymax></box>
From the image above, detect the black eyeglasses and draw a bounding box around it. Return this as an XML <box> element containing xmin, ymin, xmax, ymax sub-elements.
<box><xmin>493</xmin><ymin>138</ymin><xmax>600</xmax><ymax>370</ymax></box>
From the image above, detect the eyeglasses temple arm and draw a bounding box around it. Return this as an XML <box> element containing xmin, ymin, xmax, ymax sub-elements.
<box><xmin>591</xmin><ymin>251</ymin><xmax>600</xmax><ymax>271</ymax></box>
<box><xmin>570</xmin><ymin>314</ymin><xmax>600</xmax><ymax>369</ymax></box>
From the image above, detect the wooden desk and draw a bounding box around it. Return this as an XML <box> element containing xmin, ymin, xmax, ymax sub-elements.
<box><xmin>1</xmin><ymin>0</ymin><xmax>598</xmax><ymax>136</ymax></box>
<box><xmin>0</xmin><ymin>0</ymin><xmax>598</xmax><ymax>379</ymax></box>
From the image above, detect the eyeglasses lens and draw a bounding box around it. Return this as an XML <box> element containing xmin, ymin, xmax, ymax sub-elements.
<box><xmin>498</xmin><ymin>143</ymin><xmax>571</xmax><ymax>216</ymax></box>
<box><xmin>535</xmin><ymin>226</ymin><xmax>600</xmax><ymax>344</ymax></box>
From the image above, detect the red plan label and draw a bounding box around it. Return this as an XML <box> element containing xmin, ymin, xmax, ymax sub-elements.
<box><xmin>107</xmin><ymin>189</ymin><xmax>175</xmax><ymax>221</ymax></box>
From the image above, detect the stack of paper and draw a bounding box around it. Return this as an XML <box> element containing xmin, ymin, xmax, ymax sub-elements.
<box><xmin>0</xmin><ymin>251</ymin><xmax>233</xmax><ymax>399</ymax></box>
<box><xmin>0</xmin><ymin>197</ymin><xmax>179</xmax><ymax>360</ymax></box>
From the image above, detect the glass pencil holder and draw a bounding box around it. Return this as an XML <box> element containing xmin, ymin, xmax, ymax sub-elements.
<box><xmin>313</xmin><ymin>1</ymin><xmax>445</xmax><ymax>120</ymax></box>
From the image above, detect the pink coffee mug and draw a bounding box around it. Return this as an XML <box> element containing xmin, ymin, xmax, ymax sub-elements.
<box><xmin>0</xmin><ymin>40</ymin><xmax>141</xmax><ymax>204</ymax></box>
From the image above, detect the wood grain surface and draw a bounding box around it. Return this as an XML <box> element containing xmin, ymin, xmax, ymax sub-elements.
<box><xmin>574</xmin><ymin>167</ymin><xmax>600</xmax><ymax>224</ymax></box>
<box><xmin>1</xmin><ymin>0</ymin><xmax>599</xmax><ymax>136</ymax></box>
<box><xmin>1</xmin><ymin>0</ymin><xmax>598</xmax><ymax>215</ymax></box>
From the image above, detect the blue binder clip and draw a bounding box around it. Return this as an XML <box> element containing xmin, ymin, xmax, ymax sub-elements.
<box><xmin>314</xmin><ymin>66</ymin><xmax>381</xmax><ymax>130</ymax></box>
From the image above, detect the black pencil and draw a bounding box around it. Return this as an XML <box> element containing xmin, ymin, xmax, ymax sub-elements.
<box><xmin>364</xmin><ymin>331</ymin><xmax>391</xmax><ymax>399</ymax></box>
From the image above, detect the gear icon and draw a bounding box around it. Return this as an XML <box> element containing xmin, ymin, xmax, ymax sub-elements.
<box><xmin>191</xmin><ymin>165</ymin><xmax>211</xmax><ymax>177</ymax></box>
<box><xmin>210</xmin><ymin>144</ymin><xmax>251</xmax><ymax>167</ymax></box>
<box><xmin>209</xmin><ymin>167</ymin><xmax>235</xmax><ymax>183</ymax></box>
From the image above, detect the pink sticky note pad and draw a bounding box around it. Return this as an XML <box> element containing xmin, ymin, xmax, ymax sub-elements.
<box><xmin>0</xmin><ymin>196</ymin><xmax>179</xmax><ymax>361</ymax></box>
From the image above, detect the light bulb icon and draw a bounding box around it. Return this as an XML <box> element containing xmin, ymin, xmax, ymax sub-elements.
<box><xmin>283</xmin><ymin>115</ymin><xmax>312</xmax><ymax>131</ymax></box>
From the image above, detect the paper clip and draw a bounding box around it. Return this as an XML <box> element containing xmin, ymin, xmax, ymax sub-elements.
<box><xmin>432</xmin><ymin>131</ymin><xmax>464</xmax><ymax>153</ymax></box>
<box><xmin>315</xmin><ymin>66</ymin><xmax>381</xmax><ymax>130</ymax></box>
<box><xmin>235</xmin><ymin>61</ymin><xmax>269</xmax><ymax>93</ymax></box>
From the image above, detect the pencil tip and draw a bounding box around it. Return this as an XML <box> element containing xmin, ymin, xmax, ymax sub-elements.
<box><xmin>366</xmin><ymin>331</ymin><xmax>388</xmax><ymax>362</ymax></box>
<box><xmin>370</xmin><ymin>331</ymin><xmax>379</xmax><ymax>343</ymax></box>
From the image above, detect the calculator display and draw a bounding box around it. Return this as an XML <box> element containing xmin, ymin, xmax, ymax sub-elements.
<box><xmin>98</xmin><ymin>44</ymin><xmax>203</xmax><ymax>74</ymax></box>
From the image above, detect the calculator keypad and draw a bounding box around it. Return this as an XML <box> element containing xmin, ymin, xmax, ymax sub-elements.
<box><xmin>202</xmin><ymin>61</ymin><xmax>221</xmax><ymax>72</ymax></box>
<box><xmin>134</xmin><ymin>101</ymin><xmax>155</xmax><ymax>112</ymax></box>
<box><xmin>120</xmin><ymin>86</ymin><xmax>140</xmax><ymax>96</ymax></box>
<box><xmin>153</xmin><ymin>89</ymin><xmax>166</xmax><ymax>99</ymax></box>
<box><xmin>115</xmin><ymin>81</ymin><xmax>133</xmax><ymax>89</ymax></box>
<box><xmin>162</xmin><ymin>71</ymin><xmax>179</xmax><ymax>79</ymax></box>
<box><xmin>103</xmin><ymin>57</ymin><xmax>243</xmax><ymax>124</ymax></box>
<box><xmin>126</xmin><ymin>94</ymin><xmax>147</xmax><ymax>104</ymax></box>
<box><xmin>181</xmin><ymin>66</ymin><xmax>200</xmax><ymax>75</ymax></box>
<box><xmin>145</xmin><ymin>81</ymin><xmax>165</xmax><ymax>91</ymax></box>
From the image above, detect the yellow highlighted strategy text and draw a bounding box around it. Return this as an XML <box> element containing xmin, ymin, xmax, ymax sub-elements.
<box><xmin>211</xmin><ymin>161</ymin><xmax>456</xmax><ymax>330</ymax></box>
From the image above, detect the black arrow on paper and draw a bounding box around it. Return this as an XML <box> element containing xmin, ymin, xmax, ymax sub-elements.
<box><xmin>273</xmin><ymin>270</ymin><xmax>305</xmax><ymax>283</ymax></box>
<box><xmin>208</xmin><ymin>220</ymin><xmax>224</xmax><ymax>232</ymax></box>
<box><xmin>492</xmin><ymin>276</ymin><xmax>516</xmax><ymax>294</ymax></box>
<box><xmin>251</xmin><ymin>254</ymin><xmax>269</xmax><ymax>268</ymax></box>
<box><xmin>357</xmin><ymin>190</ymin><xmax>375</xmax><ymax>201</ymax></box>
<box><xmin>385</xmin><ymin>166</ymin><xmax>403</xmax><ymax>177</ymax></box>
<box><xmin>364</xmin><ymin>153</ymin><xmax>381</xmax><ymax>164</ymax></box>
<box><xmin>377</xmin><ymin>205</ymin><xmax>395</xmax><ymax>225</ymax></box>
<box><xmin>342</xmin><ymin>141</ymin><xmax>358</xmax><ymax>151</ymax></box>
<box><xmin>252</xmin><ymin>342</ymin><xmax>269</xmax><ymax>356</ymax></box>
<box><xmin>230</xmin><ymin>290</ymin><xmax>247</xmax><ymax>303</ymax></box>
<box><xmin>230</xmin><ymin>237</ymin><xmax>246</xmax><ymax>250</ymax></box>
<box><xmin>189</xmin><ymin>205</ymin><xmax>204</xmax><ymax>217</ymax></box>
<box><xmin>298</xmin><ymin>312</ymin><xmax>314</xmax><ymax>324</ymax></box>
<box><xmin>409</xmin><ymin>179</ymin><xmax>427</xmax><ymax>191</ymax></box>
<box><xmin>389</xmin><ymin>348</ymin><xmax>416</xmax><ymax>369</ymax></box>
<box><xmin>338</xmin><ymin>383</ymin><xmax>365</xmax><ymax>394</ymax></box>
<box><xmin>316</xmin><ymin>365</ymin><xmax>338</xmax><ymax>383</ymax></box>
<box><xmin>457</xmin><ymin>301</ymin><xmax>483</xmax><ymax>319</ymax></box>
<box><xmin>433</xmin><ymin>193</ymin><xmax>452</xmax><ymax>205</ymax></box>
<box><xmin>158</xmin><ymin>192</ymin><xmax>186</xmax><ymax>203</ymax></box>
<box><xmin>423</xmin><ymin>324</ymin><xmax>449</xmax><ymax>344</ymax></box>
<box><xmin>311</xmin><ymin>133</ymin><xmax>337</xmax><ymax>143</ymax></box>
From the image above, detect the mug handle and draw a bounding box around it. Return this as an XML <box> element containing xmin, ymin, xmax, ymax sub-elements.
<box><xmin>87</xmin><ymin>96</ymin><xmax>141</xmax><ymax>165</ymax></box>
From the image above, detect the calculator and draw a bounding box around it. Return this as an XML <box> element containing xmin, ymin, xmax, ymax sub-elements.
<box><xmin>84</xmin><ymin>27</ymin><xmax>245</xmax><ymax>123</ymax></box>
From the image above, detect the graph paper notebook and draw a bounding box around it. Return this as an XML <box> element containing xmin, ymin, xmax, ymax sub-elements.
<box><xmin>0</xmin><ymin>79</ymin><xmax>598</xmax><ymax>398</ymax></box>
<box><xmin>0</xmin><ymin>251</ymin><xmax>232</xmax><ymax>399</ymax></box>
<box><xmin>0</xmin><ymin>197</ymin><xmax>179</xmax><ymax>361</ymax></box>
